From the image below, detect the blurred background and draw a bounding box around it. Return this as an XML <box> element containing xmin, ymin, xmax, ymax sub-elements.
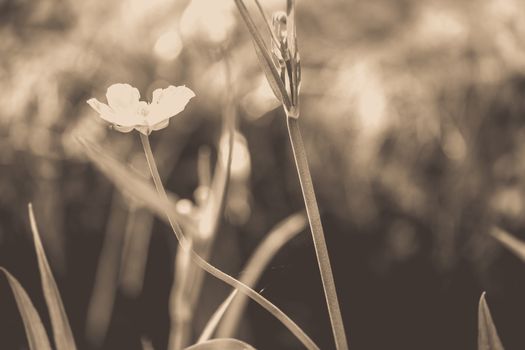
<box><xmin>2</xmin><ymin>0</ymin><xmax>525</xmax><ymax>349</ymax></box>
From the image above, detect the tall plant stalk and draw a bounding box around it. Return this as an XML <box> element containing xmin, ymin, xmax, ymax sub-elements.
<box><xmin>139</xmin><ymin>133</ymin><xmax>319</xmax><ymax>350</ymax></box>
<box><xmin>287</xmin><ymin>116</ymin><xmax>348</xmax><ymax>350</ymax></box>
<box><xmin>233</xmin><ymin>0</ymin><xmax>349</xmax><ymax>347</ymax></box>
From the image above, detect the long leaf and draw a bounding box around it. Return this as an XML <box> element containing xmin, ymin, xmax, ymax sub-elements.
<box><xmin>491</xmin><ymin>227</ymin><xmax>525</xmax><ymax>263</ymax></box>
<box><xmin>184</xmin><ymin>338</ymin><xmax>256</xmax><ymax>350</ymax></box>
<box><xmin>85</xmin><ymin>194</ymin><xmax>128</xmax><ymax>346</ymax></box>
<box><xmin>287</xmin><ymin>118</ymin><xmax>349</xmax><ymax>350</ymax></box>
<box><xmin>139</xmin><ymin>134</ymin><xmax>319</xmax><ymax>350</ymax></box>
<box><xmin>233</xmin><ymin>0</ymin><xmax>291</xmax><ymax>109</ymax></box>
<box><xmin>28</xmin><ymin>204</ymin><xmax>76</xmax><ymax>350</ymax></box>
<box><xmin>0</xmin><ymin>267</ymin><xmax>52</xmax><ymax>350</ymax></box>
<box><xmin>79</xmin><ymin>135</ymin><xmax>319</xmax><ymax>350</ymax></box>
<box><xmin>478</xmin><ymin>292</ymin><xmax>504</xmax><ymax>350</ymax></box>
<box><xmin>253</xmin><ymin>42</ymin><xmax>284</xmax><ymax>105</ymax></box>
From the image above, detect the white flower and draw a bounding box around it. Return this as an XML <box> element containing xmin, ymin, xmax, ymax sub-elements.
<box><xmin>87</xmin><ymin>83</ymin><xmax>195</xmax><ymax>135</ymax></box>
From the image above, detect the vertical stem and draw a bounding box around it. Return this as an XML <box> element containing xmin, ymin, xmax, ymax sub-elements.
<box><xmin>139</xmin><ymin>133</ymin><xmax>319</xmax><ymax>350</ymax></box>
<box><xmin>286</xmin><ymin>117</ymin><xmax>349</xmax><ymax>350</ymax></box>
<box><xmin>141</xmin><ymin>135</ymin><xmax>192</xmax><ymax>350</ymax></box>
<box><xmin>169</xmin><ymin>234</ymin><xmax>193</xmax><ymax>350</ymax></box>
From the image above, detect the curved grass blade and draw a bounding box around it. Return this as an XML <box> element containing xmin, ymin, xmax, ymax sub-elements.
<box><xmin>139</xmin><ymin>134</ymin><xmax>319</xmax><ymax>350</ymax></box>
<box><xmin>78</xmin><ymin>136</ymin><xmax>319</xmax><ymax>349</ymax></box>
<box><xmin>217</xmin><ymin>213</ymin><xmax>306</xmax><ymax>338</ymax></box>
<box><xmin>253</xmin><ymin>42</ymin><xmax>284</xmax><ymax>105</ymax></box>
<box><xmin>286</xmin><ymin>0</ymin><xmax>297</xmax><ymax>59</ymax></box>
<box><xmin>491</xmin><ymin>227</ymin><xmax>525</xmax><ymax>263</ymax></box>
<box><xmin>0</xmin><ymin>267</ymin><xmax>52</xmax><ymax>350</ymax></box>
<box><xmin>234</xmin><ymin>0</ymin><xmax>291</xmax><ymax>109</ymax></box>
<box><xmin>197</xmin><ymin>290</ymin><xmax>238</xmax><ymax>343</ymax></box>
<box><xmin>478</xmin><ymin>292</ymin><xmax>504</xmax><ymax>350</ymax></box>
<box><xmin>28</xmin><ymin>204</ymin><xmax>76</xmax><ymax>350</ymax></box>
<box><xmin>253</xmin><ymin>0</ymin><xmax>280</xmax><ymax>46</ymax></box>
<box><xmin>184</xmin><ymin>338</ymin><xmax>256</xmax><ymax>350</ymax></box>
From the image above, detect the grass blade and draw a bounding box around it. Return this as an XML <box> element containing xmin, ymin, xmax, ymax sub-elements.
<box><xmin>197</xmin><ymin>290</ymin><xmax>238</xmax><ymax>343</ymax></box>
<box><xmin>184</xmin><ymin>338</ymin><xmax>256</xmax><ymax>350</ymax></box>
<box><xmin>28</xmin><ymin>203</ymin><xmax>76</xmax><ymax>350</ymax></box>
<box><xmin>119</xmin><ymin>208</ymin><xmax>154</xmax><ymax>297</ymax></box>
<box><xmin>253</xmin><ymin>42</ymin><xmax>285</xmax><ymax>105</ymax></box>
<box><xmin>139</xmin><ymin>133</ymin><xmax>319</xmax><ymax>350</ymax></box>
<box><xmin>217</xmin><ymin>213</ymin><xmax>307</xmax><ymax>337</ymax></box>
<box><xmin>253</xmin><ymin>0</ymin><xmax>280</xmax><ymax>46</ymax></box>
<box><xmin>233</xmin><ymin>0</ymin><xmax>291</xmax><ymax>109</ymax></box>
<box><xmin>0</xmin><ymin>267</ymin><xmax>52</xmax><ymax>350</ymax></box>
<box><xmin>478</xmin><ymin>292</ymin><xmax>504</xmax><ymax>350</ymax></box>
<box><xmin>85</xmin><ymin>194</ymin><xmax>128</xmax><ymax>346</ymax></box>
<box><xmin>287</xmin><ymin>118</ymin><xmax>349</xmax><ymax>350</ymax></box>
<box><xmin>491</xmin><ymin>227</ymin><xmax>525</xmax><ymax>263</ymax></box>
<box><xmin>79</xmin><ymin>135</ymin><xmax>318</xmax><ymax>349</ymax></box>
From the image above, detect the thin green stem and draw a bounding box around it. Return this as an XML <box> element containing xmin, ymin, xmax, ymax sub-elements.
<box><xmin>286</xmin><ymin>117</ymin><xmax>349</xmax><ymax>350</ymax></box>
<box><xmin>139</xmin><ymin>133</ymin><xmax>319</xmax><ymax>350</ymax></box>
<box><xmin>169</xmin><ymin>235</ymin><xmax>193</xmax><ymax>350</ymax></box>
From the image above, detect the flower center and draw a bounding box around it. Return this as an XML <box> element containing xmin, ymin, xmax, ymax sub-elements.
<box><xmin>137</xmin><ymin>104</ymin><xmax>150</xmax><ymax>124</ymax></box>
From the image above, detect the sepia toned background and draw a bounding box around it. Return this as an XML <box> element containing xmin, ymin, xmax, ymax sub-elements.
<box><xmin>2</xmin><ymin>0</ymin><xmax>525</xmax><ymax>349</ymax></box>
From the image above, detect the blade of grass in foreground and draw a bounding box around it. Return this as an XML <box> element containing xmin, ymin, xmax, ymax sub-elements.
<box><xmin>184</xmin><ymin>338</ymin><xmax>256</xmax><ymax>350</ymax></box>
<box><xmin>478</xmin><ymin>292</ymin><xmax>504</xmax><ymax>350</ymax></box>
<box><xmin>217</xmin><ymin>212</ymin><xmax>307</xmax><ymax>338</ymax></box>
<box><xmin>233</xmin><ymin>0</ymin><xmax>291</xmax><ymax>109</ymax></box>
<box><xmin>79</xmin><ymin>137</ymin><xmax>319</xmax><ymax>350</ymax></box>
<box><xmin>233</xmin><ymin>0</ymin><xmax>348</xmax><ymax>347</ymax></box>
<box><xmin>287</xmin><ymin>117</ymin><xmax>348</xmax><ymax>350</ymax></box>
<box><xmin>491</xmin><ymin>226</ymin><xmax>525</xmax><ymax>263</ymax></box>
<box><xmin>0</xmin><ymin>267</ymin><xmax>52</xmax><ymax>350</ymax></box>
<box><xmin>140</xmin><ymin>134</ymin><xmax>319</xmax><ymax>350</ymax></box>
<box><xmin>28</xmin><ymin>203</ymin><xmax>76</xmax><ymax>350</ymax></box>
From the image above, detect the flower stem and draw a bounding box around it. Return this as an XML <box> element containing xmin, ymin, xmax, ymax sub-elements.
<box><xmin>139</xmin><ymin>133</ymin><xmax>319</xmax><ymax>350</ymax></box>
<box><xmin>286</xmin><ymin>117</ymin><xmax>349</xmax><ymax>350</ymax></box>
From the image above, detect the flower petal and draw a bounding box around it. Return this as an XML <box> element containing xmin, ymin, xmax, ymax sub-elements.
<box><xmin>150</xmin><ymin>119</ymin><xmax>170</xmax><ymax>131</ymax></box>
<box><xmin>113</xmin><ymin>125</ymin><xmax>135</xmax><ymax>133</ymax></box>
<box><xmin>148</xmin><ymin>85</ymin><xmax>195</xmax><ymax>125</ymax></box>
<box><xmin>106</xmin><ymin>83</ymin><xmax>141</xmax><ymax>116</ymax></box>
<box><xmin>87</xmin><ymin>98</ymin><xmax>140</xmax><ymax>127</ymax></box>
